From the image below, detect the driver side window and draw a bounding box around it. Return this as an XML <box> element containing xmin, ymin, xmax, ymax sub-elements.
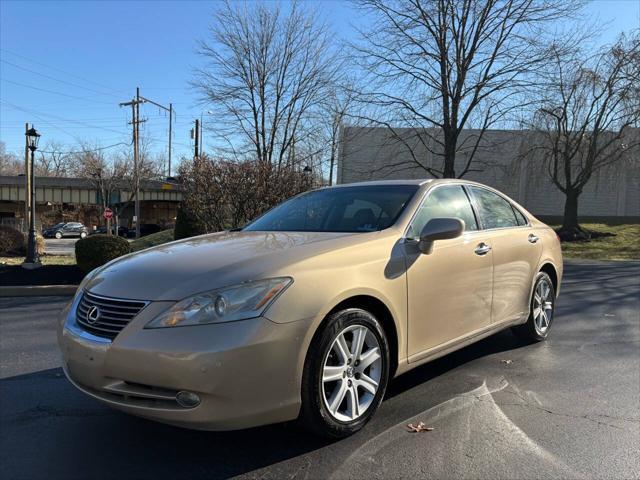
<box><xmin>408</xmin><ymin>185</ymin><xmax>478</xmax><ymax>239</ymax></box>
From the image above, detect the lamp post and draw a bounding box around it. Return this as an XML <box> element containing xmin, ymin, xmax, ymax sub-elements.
<box><xmin>23</xmin><ymin>126</ymin><xmax>41</xmax><ymax>269</ymax></box>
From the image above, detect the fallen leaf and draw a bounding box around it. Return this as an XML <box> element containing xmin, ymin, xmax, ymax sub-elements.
<box><xmin>407</xmin><ymin>421</ymin><xmax>434</xmax><ymax>433</ymax></box>
<box><xmin>501</xmin><ymin>359</ymin><xmax>513</xmax><ymax>365</ymax></box>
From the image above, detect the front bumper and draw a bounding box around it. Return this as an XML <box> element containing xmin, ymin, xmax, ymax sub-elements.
<box><xmin>57</xmin><ymin>294</ymin><xmax>313</xmax><ymax>430</ymax></box>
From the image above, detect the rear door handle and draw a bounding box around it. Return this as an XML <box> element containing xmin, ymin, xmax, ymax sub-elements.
<box><xmin>474</xmin><ymin>242</ymin><xmax>492</xmax><ymax>255</ymax></box>
<box><xmin>528</xmin><ymin>234</ymin><xmax>539</xmax><ymax>244</ymax></box>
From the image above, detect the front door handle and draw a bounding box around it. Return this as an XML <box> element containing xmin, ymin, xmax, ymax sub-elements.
<box><xmin>528</xmin><ymin>234</ymin><xmax>539</xmax><ymax>244</ymax></box>
<box><xmin>474</xmin><ymin>242</ymin><xmax>492</xmax><ymax>255</ymax></box>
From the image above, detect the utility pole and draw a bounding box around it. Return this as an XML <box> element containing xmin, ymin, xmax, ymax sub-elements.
<box><xmin>194</xmin><ymin>118</ymin><xmax>200</xmax><ymax>159</ymax></box>
<box><xmin>168</xmin><ymin>103</ymin><xmax>173</xmax><ymax>177</ymax></box>
<box><xmin>120</xmin><ymin>88</ymin><xmax>173</xmax><ymax>236</ymax></box>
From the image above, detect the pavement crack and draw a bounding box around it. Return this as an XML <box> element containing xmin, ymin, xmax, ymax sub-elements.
<box><xmin>485</xmin><ymin>388</ymin><xmax>638</xmax><ymax>430</ymax></box>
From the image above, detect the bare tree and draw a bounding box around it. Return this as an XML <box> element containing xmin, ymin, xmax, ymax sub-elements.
<box><xmin>71</xmin><ymin>144</ymin><xmax>127</xmax><ymax>228</ymax></box>
<box><xmin>36</xmin><ymin>141</ymin><xmax>72</xmax><ymax>177</ymax></box>
<box><xmin>528</xmin><ymin>33</ymin><xmax>640</xmax><ymax>239</ymax></box>
<box><xmin>192</xmin><ymin>0</ymin><xmax>340</xmax><ymax>168</ymax></box>
<box><xmin>0</xmin><ymin>142</ymin><xmax>22</xmax><ymax>175</ymax></box>
<box><xmin>324</xmin><ymin>84</ymin><xmax>357</xmax><ymax>185</ymax></box>
<box><xmin>355</xmin><ymin>0</ymin><xmax>583</xmax><ymax>178</ymax></box>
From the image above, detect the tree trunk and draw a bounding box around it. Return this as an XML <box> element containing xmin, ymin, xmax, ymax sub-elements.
<box><xmin>559</xmin><ymin>189</ymin><xmax>590</xmax><ymax>241</ymax></box>
<box><xmin>442</xmin><ymin>139</ymin><xmax>456</xmax><ymax>178</ymax></box>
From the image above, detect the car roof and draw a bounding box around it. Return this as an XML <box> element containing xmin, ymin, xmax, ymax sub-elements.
<box><xmin>327</xmin><ymin>178</ymin><xmax>489</xmax><ymax>188</ymax></box>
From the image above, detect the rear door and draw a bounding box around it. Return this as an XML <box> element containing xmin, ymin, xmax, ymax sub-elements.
<box><xmin>468</xmin><ymin>186</ymin><xmax>543</xmax><ymax>324</ymax></box>
<box><xmin>404</xmin><ymin>184</ymin><xmax>493</xmax><ymax>358</ymax></box>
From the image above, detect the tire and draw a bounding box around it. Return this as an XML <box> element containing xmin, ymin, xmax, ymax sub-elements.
<box><xmin>54</xmin><ymin>231</ymin><xmax>63</xmax><ymax>239</ymax></box>
<box><xmin>512</xmin><ymin>272</ymin><xmax>555</xmax><ymax>342</ymax></box>
<box><xmin>80</xmin><ymin>232</ymin><xmax>87</xmax><ymax>238</ymax></box>
<box><xmin>300</xmin><ymin>308</ymin><xmax>390</xmax><ymax>438</ymax></box>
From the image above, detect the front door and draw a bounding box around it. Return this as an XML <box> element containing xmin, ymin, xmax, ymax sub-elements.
<box><xmin>404</xmin><ymin>185</ymin><xmax>494</xmax><ymax>359</ymax></box>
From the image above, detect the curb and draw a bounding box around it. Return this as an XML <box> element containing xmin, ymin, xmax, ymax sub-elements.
<box><xmin>0</xmin><ymin>285</ymin><xmax>78</xmax><ymax>297</ymax></box>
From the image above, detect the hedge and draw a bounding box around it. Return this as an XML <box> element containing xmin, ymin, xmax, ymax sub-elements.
<box><xmin>174</xmin><ymin>206</ymin><xmax>207</xmax><ymax>240</ymax></box>
<box><xmin>75</xmin><ymin>234</ymin><xmax>131</xmax><ymax>273</ymax></box>
<box><xmin>0</xmin><ymin>226</ymin><xmax>25</xmax><ymax>255</ymax></box>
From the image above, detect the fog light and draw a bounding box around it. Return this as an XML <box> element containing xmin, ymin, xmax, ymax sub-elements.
<box><xmin>176</xmin><ymin>391</ymin><xmax>200</xmax><ymax>408</ymax></box>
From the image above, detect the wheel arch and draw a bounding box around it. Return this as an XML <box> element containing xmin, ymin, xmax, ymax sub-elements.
<box><xmin>539</xmin><ymin>262</ymin><xmax>558</xmax><ymax>294</ymax></box>
<box><xmin>319</xmin><ymin>295</ymin><xmax>400</xmax><ymax>379</ymax></box>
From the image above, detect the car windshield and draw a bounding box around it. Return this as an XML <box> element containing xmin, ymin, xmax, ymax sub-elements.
<box><xmin>52</xmin><ymin>223</ymin><xmax>65</xmax><ymax>229</ymax></box>
<box><xmin>244</xmin><ymin>185</ymin><xmax>419</xmax><ymax>233</ymax></box>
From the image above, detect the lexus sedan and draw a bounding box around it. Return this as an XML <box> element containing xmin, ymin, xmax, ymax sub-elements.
<box><xmin>58</xmin><ymin>179</ymin><xmax>562</xmax><ymax>437</ymax></box>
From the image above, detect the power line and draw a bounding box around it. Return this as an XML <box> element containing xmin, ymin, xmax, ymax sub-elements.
<box><xmin>1</xmin><ymin>101</ymin><xmax>129</xmax><ymax>136</ymax></box>
<box><xmin>1</xmin><ymin>78</ymin><xmax>114</xmax><ymax>105</ymax></box>
<box><xmin>0</xmin><ymin>47</ymin><xmax>129</xmax><ymax>97</ymax></box>
<box><xmin>0</xmin><ymin>59</ymin><xmax>122</xmax><ymax>99</ymax></box>
<box><xmin>38</xmin><ymin>141</ymin><xmax>132</xmax><ymax>155</ymax></box>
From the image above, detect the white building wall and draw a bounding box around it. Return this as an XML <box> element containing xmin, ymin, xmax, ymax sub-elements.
<box><xmin>338</xmin><ymin>127</ymin><xmax>639</xmax><ymax>218</ymax></box>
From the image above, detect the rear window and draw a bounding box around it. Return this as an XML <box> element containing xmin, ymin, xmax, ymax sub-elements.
<box><xmin>469</xmin><ymin>187</ymin><xmax>518</xmax><ymax>229</ymax></box>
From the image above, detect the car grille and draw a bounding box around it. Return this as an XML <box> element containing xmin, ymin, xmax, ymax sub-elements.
<box><xmin>76</xmin><ymin>291</ymin><xmax>148</xmax><ymax>340</ymax></box>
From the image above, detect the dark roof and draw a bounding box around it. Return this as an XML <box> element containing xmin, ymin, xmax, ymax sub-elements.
<box><xmin>0</xmin><ymin>175</ymin><xmax>182</xmax><ymax>191</ymax></box>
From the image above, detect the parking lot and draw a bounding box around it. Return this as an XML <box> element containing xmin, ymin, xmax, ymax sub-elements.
<box><xmin>43</xmin><ymin>238</ymin><xmax>79</xmax><ymax>256</ymax></box>
<box><xmin>1</xmin><ymin>261</ymin><xmax>638</xmax><ymax>480</ymax></box>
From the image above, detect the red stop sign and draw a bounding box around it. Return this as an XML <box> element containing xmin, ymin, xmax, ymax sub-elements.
<box><xmin>103</xmin><ymin>208</ymin><xmax>113</xmax><ymax>219</ymax></box>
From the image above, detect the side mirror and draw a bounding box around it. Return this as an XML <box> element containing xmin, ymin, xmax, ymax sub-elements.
<box><xmin>418</xmin><ymin>218</ymin><xmax>464</xmax><ymax>254</ymax></box>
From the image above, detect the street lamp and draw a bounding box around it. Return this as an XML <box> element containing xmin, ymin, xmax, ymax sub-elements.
<box><xmin>23</xmin><ymin>126</ymin><xmax>41</xmax><ymax>269</ymax></box>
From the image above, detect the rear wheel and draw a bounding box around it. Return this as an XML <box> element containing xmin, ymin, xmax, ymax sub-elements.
<box><xmin>300</xmin><ymin>308</ymin><xmax>390</xmax><ymax>438</ymax></box>
<box><xmin>512</xmin><ymin>272</ymin><xmax>555</xmax><ymax>342</ymax></box>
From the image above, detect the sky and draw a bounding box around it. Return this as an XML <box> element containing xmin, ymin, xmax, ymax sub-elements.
<box><xmin>1</xmin><ymin>0</ymin><xmax>638</xmax><ymax>173</ymax></box>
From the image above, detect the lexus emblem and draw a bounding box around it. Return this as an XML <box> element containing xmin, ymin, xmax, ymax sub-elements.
<box><xmin>86</xmin><ymin>306</ymin><xmax>101</xmax><ymax>325</ymax></box>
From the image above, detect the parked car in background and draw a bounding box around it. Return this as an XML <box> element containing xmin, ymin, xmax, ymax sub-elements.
<box><xmin>92</xmin><ymin>225</ymin><xmax>129</xmax><ymax>237</ymax></box>
<box><xmin>58</xmin><ymin>180</ymin><xmax>562</xmax><ymax>438</ymax></box>
<box><xmin>43</xmin><ymin>222</ymin><xmax>89</xmax><ymax>239</ymax></box>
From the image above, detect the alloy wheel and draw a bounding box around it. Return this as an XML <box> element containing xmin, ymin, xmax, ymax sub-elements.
<box><xmin>533</xmin><ymin>278</ymin><xmax>554</xmax><ymax>335</ymax></box>
<box><xmin>321</xmin><ymin>324</ymin><xmax>382</xmax><ymax>422</ymax></box>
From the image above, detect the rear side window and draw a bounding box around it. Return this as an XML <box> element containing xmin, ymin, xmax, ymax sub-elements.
<box><xmin>408</xmin><ymin>185</ymin><xmax>478</xmax><ymax>238</ymax></box>
<box><xmin>470</xmin><ymin>187</ymin><xmax>518</xmax><ymax>229</ymax></box>
<box><xmin>512</xmin><ymin>206</ymin><xmax>528</xmax><ymax>226</ymax></box>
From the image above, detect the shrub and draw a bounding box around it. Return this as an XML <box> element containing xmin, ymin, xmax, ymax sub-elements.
<box><xmin>21</xmin><ymin>233</ymin><xmax>46</xmax><ymax>256</ymax></box>
<box><xmin>75</xmin><ymin>234</ymin><xmax>131</xmax><ymax>273</ymax></box>
<box><xmin>35</xmin><ymin>234</ymin><xmax>46</xmax><ymax>255</ymax></box>
<box><xmin>174</xmin><ymin>207</ymin><xmax>207</xmax><ymax>240</ymax></box>
<box><xmin>0</xmin><ymin>226</ymin><xmax>25</xmax><ymax>255</ymax></box>
<box><xmin>177</xmin><ymin>157</ymin><xmax>312</xmax><ymax>234</ymax></box>
<box><xmin>131</xmin><ymin>229</ymin><xmax>175</xmax><ymax>252</ymax></box>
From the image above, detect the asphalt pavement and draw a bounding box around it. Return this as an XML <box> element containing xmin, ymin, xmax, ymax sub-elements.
<box><xmin>1</xmin><ymin>261</ymin><xmax>638</xmax><ymax>480</ymax></box>
<box><xmin>44</xmin><ymin>238</ymin><xmax>78</xmax><ymax>256</ymax></box>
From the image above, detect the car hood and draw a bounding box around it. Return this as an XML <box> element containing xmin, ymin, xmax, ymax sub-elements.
<box><xmin>85</xmin><ymin>230</ymin><xmax>368</xmax><ymax>301</ymax></box>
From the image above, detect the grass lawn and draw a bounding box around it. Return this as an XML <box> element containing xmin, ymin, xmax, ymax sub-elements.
<box><xmin>0</xmin><ymin>255</ymin><xmax>76</xmax><ymax>266</ymax></box>
<box><xmin>552</xmin><ymin>223</ymin><xmax>640</xmax><ymax>261</ymax></box>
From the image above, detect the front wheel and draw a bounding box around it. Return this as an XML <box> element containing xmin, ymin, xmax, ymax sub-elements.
<box><xmin>54</xmin><ymin>231</ymin><xmax>63</xmax><ymax>239</ymax></box>
<box><xmin>512</xmin><ymin>272</ymin><xmax>555</xmax><ymax>342</ymax></box>
<box><xmin>300</xmin><ymin>308</ymin><xmax>390</xmax><ymax>438</ymax></box>
<box><xmin>80</xmin><ymin>232</ymin><xmax>87</xmax><ymax>238</ymax></box>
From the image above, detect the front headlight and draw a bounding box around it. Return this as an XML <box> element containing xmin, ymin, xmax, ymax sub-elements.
<box><xmin>145</xmin><ymin>277</ymin><xmax>293</xmax><ymax>328</ymax></box>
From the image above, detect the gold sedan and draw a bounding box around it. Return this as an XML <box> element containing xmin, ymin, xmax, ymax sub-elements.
<box><xmin>58</xmin><ymin>179</ymin><xmax>562</xmax><ymax>437</ymax></box>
